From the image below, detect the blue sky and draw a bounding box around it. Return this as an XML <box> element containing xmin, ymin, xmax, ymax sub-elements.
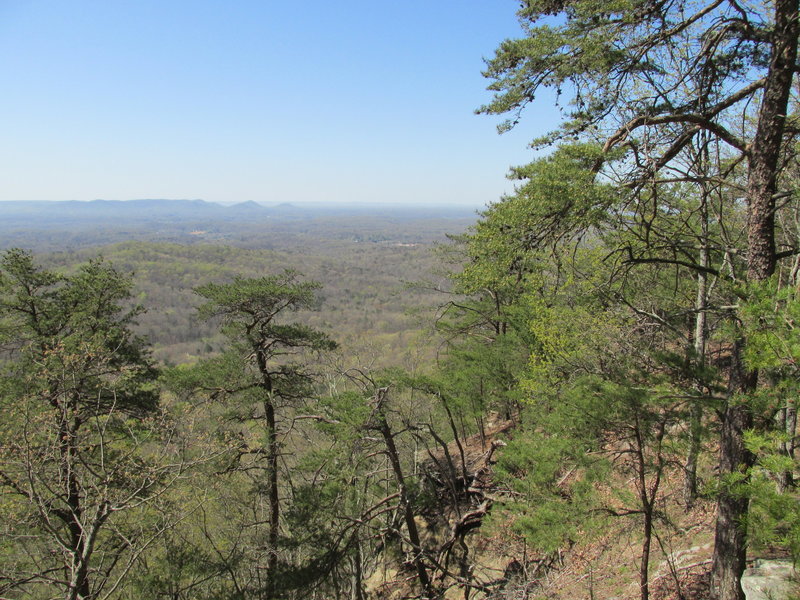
<box><xmin>0</xmin><ymin>1</ymin><xmax>560</xmax><ymax>206</ymax></box>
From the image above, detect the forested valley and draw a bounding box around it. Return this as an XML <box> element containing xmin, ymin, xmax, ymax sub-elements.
<box><xmin>4</xmin><ymin>0</ymin><xmax>800</xmax><ymax>599</ymax></box>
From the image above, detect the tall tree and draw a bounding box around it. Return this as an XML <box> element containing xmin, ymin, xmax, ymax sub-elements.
<box><xmin>169</xmin><ymin>271</ymin><xmax>335</xmax><ymax>599</ymax></box>
<box><xmin>480</xmin><ymin>2</ymin><xmax>799</xmax><ymax>597</ymax></box>
<box><xmin>0</xmin><ymin>250</ymin><xmax>175</xmax><ymax>600</ymax></box>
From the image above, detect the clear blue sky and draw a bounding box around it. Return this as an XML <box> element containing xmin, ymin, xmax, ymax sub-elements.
<box><xmin>0</xmin><ymin>1</ymin><xmax>559</xmax><ymax>206</ymax></box>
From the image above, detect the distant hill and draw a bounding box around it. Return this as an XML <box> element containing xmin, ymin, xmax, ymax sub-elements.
<box><xmin>228</xmin><ymin>200</ymin><xmax>269</xmax><ymax>212</ymax></box>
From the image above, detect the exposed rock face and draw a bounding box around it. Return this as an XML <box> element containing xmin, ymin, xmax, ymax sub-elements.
<box><xmin>741</xmin><ymin>559</ymin><xmax>796</xmax><ymax>600</ymax></box>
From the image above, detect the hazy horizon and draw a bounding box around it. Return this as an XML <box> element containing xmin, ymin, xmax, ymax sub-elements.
<box><xmin>0</xmin><ymin>198</ymin><xmax>489</xmax><ymax>211</ymax></box>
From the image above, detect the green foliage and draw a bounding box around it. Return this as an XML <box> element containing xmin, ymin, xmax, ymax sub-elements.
<box><xmin>744</xmin><ymin>430</ymin><xmax>800</xmax><ymax>562</ymax></box>
<box><xmin>171</xmin><ymin>270</ymin><xmax>336</xmax><ymax>408</ymax></box>
<box><xmin>40</xmin><ymin>240</ymin><xmax>445</xmax><ymax>365</ymax></box>
<box><xmin>454</xmin><ymin>145</ymin><xmax>614</xmax><ymax>302</ymax></box>
<box><xmin>479</xmin><ymin>0</ymin><xmax>772</xmax><ymax>156</ymax></box>
<box><xmin>493</xmin><ymin>395</ymin><xmax>611</xmax><ymax>553</ymax></box>
<box><xmin>441</xmin><ymin>134</ymin><xmax>739</xmax><ymax>598</ymax></box>
<box><xmin>0</xmin><ymin>249</ymin><xmax>173</xmax><ymax>600</ymax></box>
<box><xmin>0</xmin><ymin>249</ymin><xmax>158</xmax><ymax>414</ymax></box>
<box><xmin>740</xmin><ymin>278</ymin><xmax>800</xmax><ymax>372</ymax></box>
<box><xmin>162</xmin><ymin>271</ymin><xmax>337</xmax><ymax>599</ymax></box>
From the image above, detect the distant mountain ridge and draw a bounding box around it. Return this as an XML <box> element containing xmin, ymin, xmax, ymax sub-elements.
<box><xmin>0</xmin><ymin>199</ymin><xmax>478</xmax><ymax>252</ymax></box>
<box><xmin>0</xmin><ymin>198</ymin><xmax>307</xmax><ymax>223</ymax></box>
<box><xmin>0</xmin><ymin>198</ymin><xmax>475</xmax><ymax>219</ymax></box>
<box><xmin>1</xmin><ymin>198</ymin><xmax>263</xmax><ymax>214</ymax></box>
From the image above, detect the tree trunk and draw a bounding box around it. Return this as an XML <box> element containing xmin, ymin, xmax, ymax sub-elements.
<box><xmin>373</xmin><ymin>389</ymin><xmax>433</xmax><ymax>599</ymax></box>
<box><xmin>684</xmin><ymin>400</ymin><xmax>703</xmax><ymax>508</ymax></box>
<box><xmin>265</xmin><ymin>397</ymin><xmax>279</xmax><ymax>599</ymax></box>
<box><xmin>351</xmin><ymin>535</ymin><xmax>365</xmax><ymax>600</ymax></box>
<box><xmin>640</xmin><ymin>509</ymin><xmax>653</xmax><ymax>600</ymax></box>
<box><xmin>633</xmin><ymin>413</ymin><xmax>665</xmax><ymax>600</ymax></box>
<box><xmin>711</xmin><ymin>0</ymin><xmax>799</xmax><ymax>597</ymax></box>
<box><xmin>710</xmin><ymin>344</ymin><xmax>755</xmax><ymax>600</ymax></box>
<box><xmin>60</xmin><ymin>410</ymin><xmax>91</xmax><ymax>600</ymax></box>
<box><xmin>777</xmin><ymin>402</ymin><xmax>797</xmax><ymax>492</ymax></box>
<box><xmin>440</xmin><ymin>394</ymin><xmax>470</xmax><ymax>488</ymax></box>
<box><xmin>256</xmin><ymin>347</ymin><xmax>280</xmax><ymax>600</ymax></box>
<box><xmin>685</xmin><ymin>188</ymin><xmax>709</xmax><ymax>508</ymax></box>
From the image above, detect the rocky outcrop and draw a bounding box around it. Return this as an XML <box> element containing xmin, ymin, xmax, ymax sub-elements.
<box><xmin>741</xmin><ymin>559</ymin><xmax>797</xmax><ymax>600</ymax></box>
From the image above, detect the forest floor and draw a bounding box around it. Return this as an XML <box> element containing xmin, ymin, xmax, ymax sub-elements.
<box><xmin>375</xmin><ymin>417</ymin><xmax>797</xmax><ymax>600</ymax></box>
